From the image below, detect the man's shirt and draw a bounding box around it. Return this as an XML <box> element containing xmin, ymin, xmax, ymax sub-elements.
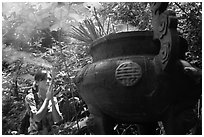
<box><xmin>25</xmin><ymin>90</ymin><xmax>60</xmax><ymax>134</ymax></box>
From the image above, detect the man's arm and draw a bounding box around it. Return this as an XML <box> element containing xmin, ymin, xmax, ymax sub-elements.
<box><xmin>25</xmin><ymin>94</ymin><xmax>50</xmax><ymax>122</ymax></box>
<box><xmin>51</xmin><ymin>97</ymin><xmax>63</xmax><ymax>123</ymax></box>
<box><xmin>34</xmin><ymin>98</ymin><xmax>50</xmax><ymax>122</ymax></box>
<box><xmin>48</xmin><ymin>67</ymin><xmax>63</xmax><ymax>123</ymax></box>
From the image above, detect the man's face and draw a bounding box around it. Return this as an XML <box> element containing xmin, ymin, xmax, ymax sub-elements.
<box><xmin>38</xmin><ymin>78</ymin><xmax>51</xmax><ymax>98</ymax></box>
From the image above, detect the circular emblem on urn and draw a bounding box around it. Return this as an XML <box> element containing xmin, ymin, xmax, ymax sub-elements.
<box><xmin>115</xmin><ymin>61</ymin><xmax>142</xmax><ymax>86</ymax></box>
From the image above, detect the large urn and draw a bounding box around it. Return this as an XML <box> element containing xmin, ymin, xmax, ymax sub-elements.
<box><xmin>76</xmin><ymin>31</ymin><xmax>170</xmax><ymax>123</ymax></box>
<box><xmin>74</xmin><ymin>3</ymin><xmax>201</xmax><ymax>135</ymax></box>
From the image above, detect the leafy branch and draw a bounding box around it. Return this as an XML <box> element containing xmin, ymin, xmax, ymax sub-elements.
<box><xmin>68</xmin><ymin>7</ymin><xmax>116</xmax><ymax>46</ymax></box>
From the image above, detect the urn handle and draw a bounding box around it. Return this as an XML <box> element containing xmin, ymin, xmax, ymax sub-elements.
<box><xmin>151</xmin><ymin>2</ymin><xmax>180</xmax><ymax>72</ymax></box>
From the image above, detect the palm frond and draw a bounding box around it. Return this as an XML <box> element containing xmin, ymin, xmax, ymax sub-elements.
<box><xmin>69</xmin><ymin>9</ymin><xmax>116</xmax><ymax>45</ymax></box>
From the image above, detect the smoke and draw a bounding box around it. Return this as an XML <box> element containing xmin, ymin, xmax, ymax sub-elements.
<box><xmin>2</xmin><ymin>2</ymin><xmax>93</xmax><ymax>40</ymax></box>
<box><xmin>3</xmin><ymin>45</ymin><xmax>52</xmax><ymax>68</ymax></box>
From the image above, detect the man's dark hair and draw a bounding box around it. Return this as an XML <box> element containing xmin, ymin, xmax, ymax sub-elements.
<box><xmin>34</xmin><ymin>70</ymin><xmax>47</xmax><ymax>82</ymax></box>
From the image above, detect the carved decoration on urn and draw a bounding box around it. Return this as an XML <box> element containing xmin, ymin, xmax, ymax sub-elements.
<box><xmin>151</xmin><ymin>2</ymin><xmax>180</xmax><ymax>72</ymax></box>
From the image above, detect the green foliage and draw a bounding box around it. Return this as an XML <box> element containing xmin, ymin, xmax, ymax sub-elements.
<box><xmin>68</xmin><ymin>3</ymin><xmax>148</xmax><ymax>45</ymax></box>
<box><xmin>98</xmin><ymin>2</ymin><xmax>152</xmax><ymax>31</ymax></box>
<box><xmin>169</xmin><ymin>2</ymin><xmax>202</xmax><ymax>68</ymax></box>
<box><xmin>69</xmin><ymin>19</ymin><xmax>100</xmax><ymax>45</ymax></box>
<box><xmin>68</xmin><ymin>17</ymin><xmax>114</xmax><ymax>45</ymax></box>
<box><xmin>2</xmin><ymin>95</ymin><xmax>26</xmax><ymax>134</ymax></box>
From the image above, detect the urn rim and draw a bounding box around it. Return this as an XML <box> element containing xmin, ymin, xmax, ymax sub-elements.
<box><xmin>91</xmin><ymin>31</ymin><xmax>153</xmax><ymax>48</ymax></box>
